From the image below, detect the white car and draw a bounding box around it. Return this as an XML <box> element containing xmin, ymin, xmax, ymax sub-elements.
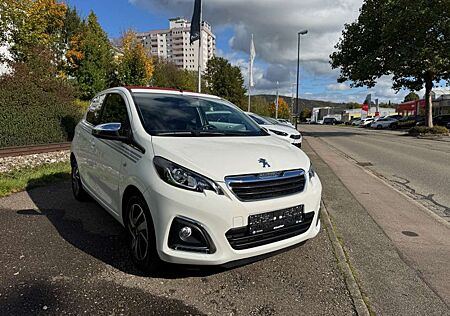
<box><xmin>71</xmin><ymin>87</ymin><xmax>322</xmax><ymax>272</ymax></box>
<box><xmin>359</xmin><ymin>118</ymin><xmax>374</xmax><ymax>127</ymax></box>
<box><xmin>370</xmin><ymin>117</ymin><xmax>398</xmax><ymax>129</ymax></box>
<box><xmin>277</xmin><ymin>118</ymin><xmax>295</xmax><ymax>128</ymax></box>
<box><xmin>246</xmin><ymin>112</ymin><xmax>302</xmax><ymax>148</ymax></box>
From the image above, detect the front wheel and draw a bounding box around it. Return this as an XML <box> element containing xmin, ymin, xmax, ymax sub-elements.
<box><xmin>125</xmin><ymin>195</ymin><xmax>162</xmax><ymax>274</ymax></box>
<box><xmin>71</xmin><ymin>158</ymin><xmax>89</xmax><ymax>201</ymax></box>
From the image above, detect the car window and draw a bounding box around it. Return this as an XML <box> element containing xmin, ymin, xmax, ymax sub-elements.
<box><xmin>86</xmin><ymin>94</ymin><xmax>106</xmax><ymax>125</ymax></box>
<box><xmin>132</xmin><ymin>93</ymin><xmax>267</xmax><ymax>137</ymax></box>
<box><xmin>99</xmin><ymin>93</ymin><xmax>130</xmax><ymax>135</ymax></box>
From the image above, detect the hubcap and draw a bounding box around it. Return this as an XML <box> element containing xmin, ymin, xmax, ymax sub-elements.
<box><xmin>128</xmin><ymin>203</ymin><xmax>149</xmax><ymax>261</ymax></box>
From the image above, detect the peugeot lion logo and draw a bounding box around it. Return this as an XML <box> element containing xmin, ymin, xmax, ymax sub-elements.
<box><xmin>258</xmin><ymin>158</ymin><xmax>271</xmax><ymax>168</ymax></box>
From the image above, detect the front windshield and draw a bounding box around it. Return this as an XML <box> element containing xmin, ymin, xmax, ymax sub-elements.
<box><xmin>132</xmin><ymin>93</ymin><xmax>268</xmax><ymax>137</ymax></box>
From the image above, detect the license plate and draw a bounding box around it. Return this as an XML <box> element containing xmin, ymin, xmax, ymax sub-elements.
<box><xmin>248</xmin><ymin>205</ymin><xmax>304</xmax><ymax>235</ymax></box>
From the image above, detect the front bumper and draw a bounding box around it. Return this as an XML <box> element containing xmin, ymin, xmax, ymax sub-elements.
<box><xmin>143</xmin><ymin>174</ymin><xmax>322</xmax><ymax>266</ymax></box>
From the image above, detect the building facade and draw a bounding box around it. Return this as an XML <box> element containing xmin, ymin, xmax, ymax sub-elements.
<box><xmin>136</xmin><ymin>17</ymin><xmax>216</xmax><ymax>71</ymax></box>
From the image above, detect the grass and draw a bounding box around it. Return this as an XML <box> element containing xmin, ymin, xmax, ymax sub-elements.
<box><xmin>0</xmin><ymin>161</ymin><xmax>70</xmax><ymax>198</ymax></box>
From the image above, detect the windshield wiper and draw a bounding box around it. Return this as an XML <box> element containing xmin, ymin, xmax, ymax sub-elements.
<box><xmin>153</xmin><ymin>131</ymin><xmax>227</xmax><ymax>136</ymax></box>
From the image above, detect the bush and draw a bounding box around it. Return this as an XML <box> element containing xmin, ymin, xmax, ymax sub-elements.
<box><xmin>0</xmin><ymin>47</ymin><xmax>83</xmax><ymax>148</ymax></box>
<box><xmin>408</xmin><ymin>126</ymin><xmax>449</xmax><ymax>136</ymax></box>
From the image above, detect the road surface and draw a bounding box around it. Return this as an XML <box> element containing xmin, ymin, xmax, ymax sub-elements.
<box><xmin>0</xmin><ymin>182</ymin><xmax>355</xmax><ymax>315</ymax></box>
<box><xmin>300</xmin><ymin>125</ymin><xmax>450</xmax><ymax>223</ymax></box>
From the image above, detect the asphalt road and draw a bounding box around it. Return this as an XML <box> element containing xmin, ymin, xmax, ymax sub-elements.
<box><xmin>0</xmin><ymin>182</ymin><xmax>355</xmax><ymax>315</ymax></box>
<box><xmin>300</xmin><ymin>125</ymin><xmax>450</xmax><ymax>223</ymax></box>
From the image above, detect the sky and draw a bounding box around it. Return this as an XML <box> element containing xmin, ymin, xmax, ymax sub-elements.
<box><xmin>64</xmin><ymin>0</ymin><xmax>417</xmax><ymax>103</ymax></box>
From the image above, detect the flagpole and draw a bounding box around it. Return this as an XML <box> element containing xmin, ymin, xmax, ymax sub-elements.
<box><xmin>197</xmin><ymin>0</ymin><xmax>202</xmax><ymax>93</ymax></box>
<box><xmin>248</xmin><ymin>57</ymin><xmax>251</xmax><ymax>112</ymax></box>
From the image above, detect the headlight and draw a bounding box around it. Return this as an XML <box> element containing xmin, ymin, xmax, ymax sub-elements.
<box><xmin>153</xmin><ymin>156</ymin><xmax>223</xmax><ymax>195</ymax></box>
<box><xmin>308</xmin><ymin>163</ymin><xmax>316</xmax><ymax>180</ymax></box>
<box><xmin>269</xmin><ymin>129</ymin><xmax>288</xmax><ymax>137</ymax></box>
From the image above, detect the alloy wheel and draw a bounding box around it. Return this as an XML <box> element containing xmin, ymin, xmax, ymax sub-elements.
<box><xmin>128</xmin><ymin>203</ymin><xmax>149</xmax><ymax>261</ymax></box>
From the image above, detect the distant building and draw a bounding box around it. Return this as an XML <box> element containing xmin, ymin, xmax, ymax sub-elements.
<box><xmin>136</xmin><ymin>17</ymin><xmax>216</xmax><ymax>71</ymax></box>
<box><xmin>397</xmin><ymin>88</ymin><xmax>450</xmax><ymax>116</ymax></box>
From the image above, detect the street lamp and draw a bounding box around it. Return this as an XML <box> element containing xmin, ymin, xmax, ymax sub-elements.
<box><xmin>295</xmin><ymin>29</ymin><xmax>308</xmax><ymax>129</ymax></box>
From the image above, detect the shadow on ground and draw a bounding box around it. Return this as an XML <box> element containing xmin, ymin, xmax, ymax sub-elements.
<box><xmin>19</xmin><ymin>181</ymin><xmax>230</xmax><ymax>279</ymax></box>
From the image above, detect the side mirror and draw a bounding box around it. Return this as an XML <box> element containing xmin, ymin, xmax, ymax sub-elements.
<box><xmin>92</xmin><ymin>123</ymin><xmax>128</xmax><ymax>142</ymax></box>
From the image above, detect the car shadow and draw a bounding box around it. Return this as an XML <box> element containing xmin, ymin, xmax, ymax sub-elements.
<box><xmin>21</xmin><ymin>181</ymin><xmax>228</xmax><ymax>279</ymax></box>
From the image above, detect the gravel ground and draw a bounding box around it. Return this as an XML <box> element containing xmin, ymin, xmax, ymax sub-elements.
<box><xmin>0</xmin><ymin>151</ymin><xmax>70</xmax><ymax>173</ymax></box>
<box><xmin>0</xmin><ymin>182</ymin><xmax>356</xmax><ymax>315</ymax></box>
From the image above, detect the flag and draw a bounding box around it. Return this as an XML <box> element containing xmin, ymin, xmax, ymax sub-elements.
<box><xmin>249</xmin><ymin>34</ymin><xmax>256</xmax><ymax>87</ymax></box>
<box><xmin>190</xmin><ymin>0</ymin><xmax>202</xmax><ymax>44</ymax></box>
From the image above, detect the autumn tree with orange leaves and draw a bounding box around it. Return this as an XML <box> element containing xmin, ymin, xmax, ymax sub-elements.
<box><xmin>114</xmin><ymin>30</ymin><xmax>154</xmax><ymax>86</ymax></box>
<box><xmin>270</xmin><ymin>97</ymin><xmax>290</xmax><ymax>119</ymax></box>
<box><xmin>0</xmin><ymin>0</ymin><xmax>67</xmax><ymax>63</ymax></box>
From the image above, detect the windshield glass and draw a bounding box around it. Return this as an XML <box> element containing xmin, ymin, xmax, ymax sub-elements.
<box><xmin>132</xmin><ymin>93</ymin><xmax>268</xmax><ymax>137</ymax></box>
<box><xmin>264</xmin><ymin>117</ymin><xmax>280</xmax><ymax>124</ymax></box>
<box><xmin>248</xmin><ymin>113</ymin><xmax>271</xmax><ymax>125</ymax></box>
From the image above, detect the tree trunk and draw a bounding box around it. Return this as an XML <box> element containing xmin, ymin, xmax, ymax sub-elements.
<box><xmin>424</xmin><ymin>72</ymin><xmax>433</xmax><ymax>128</ymax></box>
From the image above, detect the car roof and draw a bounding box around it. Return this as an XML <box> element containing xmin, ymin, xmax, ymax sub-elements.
<box><xmin>124</xmin><ymin>86</ymin><xmax>222</xmax><ymax>99</ymax></box>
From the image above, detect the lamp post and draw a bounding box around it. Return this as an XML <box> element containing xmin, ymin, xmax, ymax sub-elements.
<box><xmin>295</xmin><ymin>30</ymin><xmax>308</xmax><ymax>129</ymax></box>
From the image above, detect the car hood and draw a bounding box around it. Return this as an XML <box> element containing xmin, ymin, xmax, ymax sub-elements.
<box><xmin>151</xmin><ymin>136</ymin><xmax>310</xmax><ymax>181</ymax></box>
<box><xmin>263</xmin><ymin>124</ymin><xmax>300</xmax><ymax>135</ymax></box>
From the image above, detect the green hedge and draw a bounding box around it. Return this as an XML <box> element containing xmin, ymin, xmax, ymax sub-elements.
<box><xmin>0</xmin><ymin>49</ymin><xmax>84</xmax><ymax>148</ymax></box>
<box><xmin>408</xmin><ymin>126</ymin><xmax>449</xmax><ymax>136</ymax></box>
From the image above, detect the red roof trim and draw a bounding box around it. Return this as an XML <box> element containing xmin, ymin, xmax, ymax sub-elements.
<box><xmin>124</xmin><ymin>86</ymin><xmax>194</xmax><ymax>93</ymax></box>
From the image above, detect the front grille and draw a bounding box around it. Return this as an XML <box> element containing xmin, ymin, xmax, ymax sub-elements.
<box><xmin>225</xmin><ymin>211</ymin><xmax>314</xmax><ymax>250</ymax></box>
<box><xmin>290</xmin><ymin>134</ymin><xmax>301</xmax><ymax>139</ymax></box>
<box><xmin>225</xmin><ymin>169</ymin><xmax>306</xmax><ymax>201</ymax></box>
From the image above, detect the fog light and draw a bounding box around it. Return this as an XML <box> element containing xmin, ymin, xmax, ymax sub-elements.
<box><xmin>179</xmin><ymin>226</ymin><xmax>192</xmax><ymax>241</ymax></box>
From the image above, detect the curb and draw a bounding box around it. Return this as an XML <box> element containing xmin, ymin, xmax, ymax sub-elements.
<box><xmin>321</xmin><ymin>201</ymin><xmax>371</xmax><ymax>316</ymax></box>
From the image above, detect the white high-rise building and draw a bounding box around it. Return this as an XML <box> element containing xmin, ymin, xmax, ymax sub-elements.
<box><xmin>136</xmin><ymin>17</ymin><xmax>216</xmax><ymax>71</ymax></box>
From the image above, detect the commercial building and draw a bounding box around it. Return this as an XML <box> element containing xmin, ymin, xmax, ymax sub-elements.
<box><xmin>136</xmin><ymin>17</ymin><xmax>216</xmax><ymax>71</ymax></box>
<box><xmin>397</xmin><ymin>88</ymin><xmax>450</xmax><ymax>116</ymax></box>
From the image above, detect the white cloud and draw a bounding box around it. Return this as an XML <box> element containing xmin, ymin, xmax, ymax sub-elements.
<box><xmin>327</xmin><ymin>82</ymin><xmax>348</xmax><ymax>91</ymax></box>
<box><xmin>129</xmin><ymin>0</ymin><xmax>417</xmax><ymax>103</ymax></box>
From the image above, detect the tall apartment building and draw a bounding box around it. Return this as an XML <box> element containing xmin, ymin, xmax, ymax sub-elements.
<box><xmin>136</xmin><ymin>17</ymin><xmax>216</xmax><ymax>71</ymax></box>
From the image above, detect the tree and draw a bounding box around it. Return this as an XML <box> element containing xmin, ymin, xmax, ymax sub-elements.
<box><xmin>270</xmin><ymin>97</ymin><xmax>290</xmax><ymax>119</ymax></box>
<box><xmin>66</xmin><ymin>12</ymin><xmax>113</xmax><ymax>100</ymax></box>
<box><xmin>114</xmin><ymin>30</ymin><xmax>154</xmax><ymax>86</ymax></box>
<box><xmin>299</xmin><ymin>107</ymin><xmax>312</xmax><ymax>121</ymax></box>
<box><xmin>150</xmin><ymin>58</ymin><xmax>206</xmax><ymax>91</ymax></box>
<box><xmin>0</xmin><ymin>0</ymin><xmax>67</xmax><ymax>63</ymax></box>
<box><xmin>205</xmin><ymin>57</ymin><xmax>247</xmax><ymax>106</ymax></box>
<box><xmin>404</xmin><ymin>92</ymin><xmax>420</xmax><ymax>103</ymax></box>
<box><xmin>249</xmin><ymin>96</ymin><xmax>271</xmax><ymax>115</ymax></box>
<box><xmin>330</xmin><ymin>0</ymin><xmax>450</xmax><ymax>127</ymax></box>
<box><xmin>0</xmin><ymin>46</ymin><xmax>80</xmax><ymax>147</ymax></box>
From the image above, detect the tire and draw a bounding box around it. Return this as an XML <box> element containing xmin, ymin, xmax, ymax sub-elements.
<box><xmin>377</xmin><ymin>125</ymin><xmax>382</xmax><ymax>129</ymax></box>
<box><xmin>71</xmin><ymin>158</ymin><xmax>89</xmax><ymax>201</ymax></box>
<box><xmin>125</xmin><ymin>194</ymin><xmax>162</xmax><ymax>274</ymax></box>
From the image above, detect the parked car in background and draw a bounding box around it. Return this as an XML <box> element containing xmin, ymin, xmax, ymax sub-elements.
<box><xmin>370</xmin><ymin>117</ymin><xmax>398</xmax><ymax>129</ymax></box>
<box><xmin>446</xmin><ymin>122</ymin><xmax>450</xmax><ymax>130</ymax></box>
<box><xmin>391</xmin><ymin>116</ymin><xmax>425</xmax><ymax>129</ymax></box>
<box><xmin>351</xmin><ymin>119</ymin><xmax>361</xmax><ymax>126</ymax></box>
<box><xmin>246</xmin><ymin>112</ymin><xmax>303</xmax><ymax>148</ymax></box>
<box><xmin>277</xmin><ymin>118</ymin><xmax>295</xmax><ymax>128</ymax></box>
<box><xmin>388</xmin><ymin>114</ymin><xmax>403</xmax><ymax>120</ymax></box>
<box><xmin>416</xmin><ymin>114</ymin><xmax>450</xmax><ymax>127</ymax></box>
<box><xmin>360</xmin><ymin>118</ymin><xmax>374</xmax><ymax>127</ymax></box>
<box><xmin>71</xmin><ymin>87</ymin><xmax>322</xmax><ymax>272</ymax></box>
<box><xmin>323</xmin><ymin>117</ymin><xmax>343</xmax><ymax>125</ymax></box>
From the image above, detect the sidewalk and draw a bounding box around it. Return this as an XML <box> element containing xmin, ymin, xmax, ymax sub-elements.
<box><xmin>303</xmin><ymin>138</ymin><xmax>450</xmax><ymax>315</ymax></box>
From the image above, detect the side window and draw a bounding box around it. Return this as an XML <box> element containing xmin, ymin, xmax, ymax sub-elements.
<box><xmin>86</xmin><ymin>94</ymin><xmax>106</xmax><ymax>125</ymax></box>
<box><xmin>100</xmin><ymin>93</ymin><xmax>130</xmax><ymax>135</ymax></box>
